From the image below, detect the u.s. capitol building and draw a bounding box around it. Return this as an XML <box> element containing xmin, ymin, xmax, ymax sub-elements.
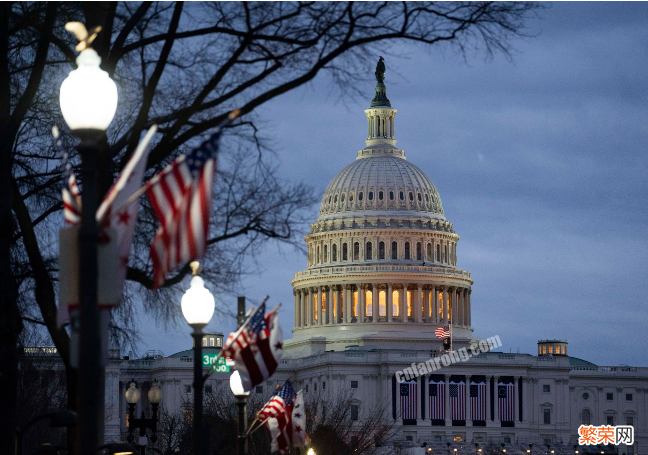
<box><xmin>84</xmin><ymin>64</ymin><xmax>646</xmax><ymax>453</ymax></box>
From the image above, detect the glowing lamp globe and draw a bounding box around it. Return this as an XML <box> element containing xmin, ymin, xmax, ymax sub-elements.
<box><xmin>229</xmin><ymin>370</ymin><xmax>249</xmax><ymax>397</ymax></box>
<box><xmin>59</xmin><ymin>49</ymin><xmax>118</xmax><ymax>131</ymax></box>
<box><xmin>147</xmin><ymin>379</ymin><xmax>163</xmax><ymax>404</ymax></box>
<box><xmin>181</xmin><ymin>275</ymin><xmax>215</xmax><ymax>327</ymax></box>
<box><xmin>125</xmin><ymin>381</ymin><xmax>140</xmax><ymax>404</ymax></box>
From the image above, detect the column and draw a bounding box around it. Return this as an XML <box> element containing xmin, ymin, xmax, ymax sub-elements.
<box><xmin>401</xmin><ymin>283</ymin><xmax>409</xmax><ymax>322</ymax></box>
<box><xmin>444</xmin><ymin>374</ymin><xmax>451</xmax><ymax>426</ymax></box>
<box><xmin>458</xmin><ymin>288</ymin><xmax>464</xmax><ymax>326</ymax></box>
<box><xmin>466</xmin><ymin>375</ymin><xmax>472</xmax><ymax>426</ymax></box>
<box><xmin>523</xmin><ymin>377</ymin><xmax>533</xmax><ymax>424</ymax></box>
<box><xmin>494</xmin><ymin>375</ymin><xmax>500</xmax><ymax>426</ymax></box>
<box><xmin>327</xmin><ymin>286</ymin><xmax>333</xmax><ymax>325</ymax></box>
<box><xmin>317</xmin><ymin>286</ymin><xmax>323</xmax><ymax>326</ymax></box>
<box><xmin>453</xmin><ymin>288</ymin><xmax>459</xmax><ymax>325</ymax></box>
<box><xmin>432</xmin><ymin>286</ymin><xmax>438</xmax><ymax>323</ymax></box>
<box><xmin>467</xmin><ymin>289</ymin><xmax>472</xmax><ymax>326</ymax></box>
<box><xmin>342</xmin><ymin>285</ymin><xmax>350</xmax><ymax>323</ymax></box>
<box><xmin>337</xmin><ymin>286</ymin><xmax>343</xmax><ymax>324</ymax></box>
<box><xmin>415</xmin><ymin>284</ymin><xmax>423</xmax><ymax>323</ymax></box>
<box><xmin>294</xmin><ymin>290</ymin><xmax>299</xmax><ymax>328</ymax></box>
<box><xmin>308</xmin><ymin>289</ymin><xmax>313</xmax><ymax>325</ymax></box>
<box><xmin>442</xmin><ymin>287</ymin><xmax>449</xmax><ymax>324</ymax></box>
<box><xmin>301</xmin><ymin>290</ymin><xmax>306</xmax><ymax>327</ymax></box>
<box><xmin>423</xmin><ymin>288</ymin><xmax>430</xmax><ymax>322</ymax></box>
<box><xmin>416</xmin><ymin>376</ymin><xmax>422</xmax><ymax>421</ymax></box>
<box><xmin>485</xmin><ymin>375</ymin><xmax>492</xmax><ymax>425</ymax></box>
<box><xmin>358</xmin><ymin>284</ymin><xmax>365</xmax><ymax>322</ymax></box>
<box><xmin>387</xmin><ymin>283</ymin><xmax>393</xmax><ymax>322</ymax></box>
<box><xmin>372</xmin><ymin>283</ymin><xmax>379</xmax><ymax>323</ymax></box>
<box><xmin>514</xmin><ymin>376</ymin><xmax>520</xmax><ymax>423</ymax></box>
<box><xmin>367</xmin><ymin>117</ymin><xmax>371</xmax><ymax>138</ymax></box>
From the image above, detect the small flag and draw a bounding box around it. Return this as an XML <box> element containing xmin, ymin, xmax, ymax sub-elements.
<box><xmin>54</xmin><ymin>126</ymin><xmax>81</xmax><ymax>225</ymax></box>
<box><xmin>259</xmin><ymin>381</ymin><xmax>297</xmax><ymax>422</ymax></box>
<box><xmin>222</xmin><ymin>301</ymin><xmax>283</xmax><ymax>391</ymax></box>
<box><xmin>291</xmin><ymin>390</ymin><xmax>306</xmax><ymax>449</ymax></box>
<box><xmin>435</xmin><ymin>325</ymin><xmax>450</xmax><ymax>338</ymax></box>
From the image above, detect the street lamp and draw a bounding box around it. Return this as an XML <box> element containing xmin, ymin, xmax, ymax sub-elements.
<box><xmin>125</xmin><ymin>379</ymin><xmax>162</xmax><ymax>455</ymax></box>
<box><xmin>182</xmin><ymin>262</ymin><xmax>215</xmax><ymax>455</ymax></box>
<box><xmin>230</xmin><ymin>370</ymin><xmax>250</xmax><ymax>455</ymax></box>
<box><xmin>59</xmin><ymin>24</ymin><xmax>118</xmax><ymax>455</ymax></box>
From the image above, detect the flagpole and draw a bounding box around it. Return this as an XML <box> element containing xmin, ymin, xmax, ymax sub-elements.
<box><xmin>450</xmin><ymin>305</ymin><xmax>453</xmax><ymax>352</ymax></box>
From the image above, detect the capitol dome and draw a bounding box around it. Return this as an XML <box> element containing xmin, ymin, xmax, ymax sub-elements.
<box><xmin>287</xmin><ymin>59</ymin><xmax>474</xmax><ymax>356</ymax></box>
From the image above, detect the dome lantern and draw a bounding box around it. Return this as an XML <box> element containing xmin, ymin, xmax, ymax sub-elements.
<box><xmin>365</xmin><ymin>57</ymin><xmax>398</xmax><ymax>150</ymax></box>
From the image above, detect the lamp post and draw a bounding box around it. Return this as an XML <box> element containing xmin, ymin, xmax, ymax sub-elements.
<box><xmin>230</xmin><ymin>371</ymin><xmax>250</xmax><ymax>455</ymax></box>
<box><xmin>125</xmin><ymin>380</ymin><xmax>162</xmax><ymax>455</ymax></box>
<box><xmin>181</xmin><ymin>262</ymin><xmax>215</xmax><ymax>455</ymax></box>
<box><xmin>59</xmin><ymin>26</ymin><xmax>118</xmax><ymax>455</ymax></box>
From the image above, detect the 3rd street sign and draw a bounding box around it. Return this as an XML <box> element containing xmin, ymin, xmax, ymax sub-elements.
<box><xmin>202</xmin><ymin>354</ymin><xmax>229</xmax><ymax>372</ymax></box>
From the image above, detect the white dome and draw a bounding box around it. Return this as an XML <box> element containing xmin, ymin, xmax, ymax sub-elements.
<box><xmin>318</xmin><ymin>154</ymin><xmax>445</xmax><ymax>222</ymax></box>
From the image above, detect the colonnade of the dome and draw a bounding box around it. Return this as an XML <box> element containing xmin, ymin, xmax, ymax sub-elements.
<box><xmin>292</xmin><ymin>283</ymin><xmax>471</xmax><ymax>329</ymax></box>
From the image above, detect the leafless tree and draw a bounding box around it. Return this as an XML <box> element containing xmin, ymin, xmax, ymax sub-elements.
<box><xmin>0</xmin><ymin>2</ymin><xmax>541</xmax><ymax>453</ymax></box>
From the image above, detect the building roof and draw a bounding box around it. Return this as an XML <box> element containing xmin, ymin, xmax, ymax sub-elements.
<box><xmin>167</xmin><ymin>347</ymin><xmax>221</xmax><ymax>358</ymax></box>
<box><xmin>568</xmin><ymin>356</ymin><xmax>597</xmax><ymax>367</ymax></box>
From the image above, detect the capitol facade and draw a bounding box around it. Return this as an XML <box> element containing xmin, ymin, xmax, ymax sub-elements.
<box><xmin>29</xmin><ymin>65</ymin><xmax>646</xmax><ymax>454</ymax></box>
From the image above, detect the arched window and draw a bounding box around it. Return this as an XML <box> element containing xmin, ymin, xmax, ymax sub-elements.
<box><xmin>404</xmin><ymin>242</ymin><xmax>410</xmax><ymax>260</ymax></box>
<box><xmin>391</xmin><ymin>241</ymin><xmax>398</xmax><ymax>259</ymax></box>
<box><xmin>436</xmin><ymin>244</ymin><xmax>440</xmax><ymax>261</ymax></box>
<box><xmin>416</xmin><ymin>242</ymin><xmax>422</xmax><ymax>260</ymax></box>
<box><xmin>444</xmin><ymin>245</ymin><xmax>448</xmax><ymax>263</ymax></box>
<box><xmin>582</xmin><ymin>409</ymin><xmax>591</xmax><ymax>425</ymax></box>
<box><xmin>378</xmin><ymin>191</ymin><xmax>383</xmax><ymax>200</ymax></box>
<box><xmin>399</xmin><ymin>191</ymin><xmax>404</xmax><ymax>201</ymax></box>
<box><xmin>418</xmin><ymin>193</ymin><xmax>422</xmax><ymax>202</ymax></box>
<box><xmin>349</xmin><ymin>192</ymin><xmax>354</xmax><ymax>202</ymax></box>
<box><xmin>329</xmin><ymin>196</ymin><xmax>332</xmax><ymax>204</ymax></box>
<box><xmin>425</xmin><ymin>193</ymin><xmax>429</xmax><ymax>202</ymax></box>
<box><xmin>407</xmin><ymin>290</ymin><xmax>412</xmax><ymax>316</ymax></box>
<box><xmin>409</xmin><ymin>191</ymin><xmax>414</xmax><ymax>201</ymax></box>
<box><xmin>368</xmin><ymin>191</ymin><xmax>373</xmax><ymax>201</ymax></box>
<box><xmin>379</xmin><ymin>241</ymin><xmax>385</xmax><ymax>260</ymax></box>
<box><xmin>379</xmin><ymin>290</ymin><xmax>386</xmax><ymax>316</ymax></box>
<box><xmin>389</xmin><ymin>191</ymin><xmax>394</xmax><ymax>200</ymax></box>
<box><xmin>317</xmin><ymin>246</ymin><xmax>320</xmax><ymax>263</ymax></box>
<box><xmin>392</xmin><ymin>290</ymin><xmax>400</xmax><ymax>316</ymax></box>
<box><xmin>358</xmin><ymin>192</ymin><xmax>363</xmax><ymax>201</ymax></box>
<box><xmin>365</xmin><ymin>290</ymin><xmax>373</xmax><ymax>316</ymax></box>
<box><xmin>365</xmin><ymin>242</ymin><xmax>372</xmax><ymax>260</ymax></box>
<box><xmin>332</xmin><ymin>244</ymin><xmax>337</xmax><ymax>262</ymax></box>
<box><xmin>353</xmin><ymin>242</ymin><xmax>360</xmax><ymax>260</ymax></box>
<box><xmin>334</xmin><ymin>194</ymin><xmax>338</xmax><ymax>203</ymax></box>
<box><xmin>343</xmin><ymin>243</ymin><xmax>348</xmax><ymax>261</ymax></box>
<box><xmin>427</xmin><ymin>243</ymin><xmax>432</xmax><ymax>260</ymax></box>
<box><xmin>324</xmin><ymin>245</ymin><xmax>328</xmax><ymax>262</ymax></box>
<box><xmin>341</xmin><ymin>193</ymin><xmax>345</xmax><ymax>203</ymax></box>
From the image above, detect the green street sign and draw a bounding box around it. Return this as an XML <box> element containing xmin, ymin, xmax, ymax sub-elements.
<box><xmin>203</xmin><ymin>354</ymin><xmax>229</xmax><ymax>372</ymax></box>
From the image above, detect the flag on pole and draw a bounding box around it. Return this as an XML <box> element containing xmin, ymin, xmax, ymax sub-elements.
<box><xmin>435</xmin><ymin>325</ymin><xmax>450</xmax><ymax>338</ymax></box>
<box><xmin>54</xmin><ymin>126</ymin><xmax>81</xmax><ymax>225</ymax></box>
<box><xmin>266</xmin><ymin>388</ymin><xmax>306</xmax><ymax>454</ymax></box>
<box><xmin>449</xmin><ymin>379</ymin><xmax>466</xmax><ymax>420</ymax></box>
<box><xmin>222</xmin><ymin>301</ymin><xmax>283</xmax><ymax>391</ymax></box>
<box><xmin>145</xmin><ymin>110</ymin><xmax>238</xmax><ymax>288</ymax></box>
<box><xmin>429</xmin><ymin>377</ymin><xmax>445</xmax><ymax>420</ymax></box>
<box><xmin>470</xmin><ymin>379</ymin><xmax>487</xmax><ymax>421</ymax></box>
<box><xmin>291</xmin><ymin>390</ymin><xmax>306</xmax><ymax>449</ymax></box>
<box><xmin>96</xmin><ymin>126</ymin><xmax>156</xmax><ymax>301</ymax></box>
<box><xmin>259</xmin><ymin>381</ymin><xmax>297</xmax><ymax>422</ymax></box>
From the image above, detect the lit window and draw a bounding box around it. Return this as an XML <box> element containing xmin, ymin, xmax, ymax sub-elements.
<box><xmin>378</xmin><ymin>290</ymin><xmax>386</xmax><ymax>316</ymax></box>
<box><xmin>400</xmin><ymin>191</ymin><xmax>404</xmax><ymax>200</ymax></box>
<box><xmin>379</xmin><ymin>241</ymin><xmax>385</xmax><ymax>259</ymax></box>
<box><xmin>217</xmin><ymin>338</ymin><xmax>222</xmax><ymax>347</ymax></box>
<box><xmin>407</xmin><ymin>291</ymin><xmax>412</xmax><ymax>317</ymax></box>
<box><xmin>353</xmin><ymin>242</ymin><xmax>360</xmax><ymax>260</ymax></box>
<box><xmin>548</xmin><ymin>346</ymin><xmax>553</xmax><ymax>354</ymax></box>
<box><xmin>209</xmin><ymin>337</ymin><xmax>215</xmax><ymax>347</ymax></box>
<box><xmin>405</xmin><ymin>242</ymin><xmax>410</xmax><ymax>260</ymax></box>
<box><xmin>542</xmin><ymin>346</ymin><xmax>546</xmax><ymax>355</ymax></box>
<box><xmin>366</xmin><ymin>290</ymin><xmax>372</xmax><ymax>316</ymax></box>
<box><xmin>392</xmin><ymin>290</ymin><xmax>400</xmax><ymax>316</ymax></box>
<box><xmin>353</xmin><ymin>291</ymin><xmax>358</xmax><ymax>317</ymax></box>
<box><xmin>202</xmin><ymin>338</ymin><xmax>207</xmax><ymax>347</ymax></box>
<box><xmin>389</xmin><ymin>191</ymin><xmax>394</xmax><ymax>200</ymax></box>
<box><xmin>391</xmin><ymin>241</ymin><xmax>398</xmax><ymax>259</ymax></box>
<box><xmin>359</xmin><ymin>192</ymin><xmax>363</xmax><ymax>201</ymax></box>
<box><xmin>378</xmin><ymin>191</ymin><xmax>383</xmax><ymax>200</ymax></box>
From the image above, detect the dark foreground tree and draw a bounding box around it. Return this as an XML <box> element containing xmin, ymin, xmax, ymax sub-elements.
<box><xmin>0</xmin><ymin>2</ymin><xmax>541</xmax><ymax>452</ymax></box>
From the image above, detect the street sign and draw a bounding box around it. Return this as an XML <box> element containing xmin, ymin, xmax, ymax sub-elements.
<box><xmin>203</xmin><ymin>354</ymin><xmax>229</xmax><ymax>372</ymax></box>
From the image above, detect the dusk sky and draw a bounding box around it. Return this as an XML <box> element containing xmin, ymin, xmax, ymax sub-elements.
<box><xmin>138</xmin><ymin>2</ymin><xmax>648</xmax><ymax>367</ymax></box>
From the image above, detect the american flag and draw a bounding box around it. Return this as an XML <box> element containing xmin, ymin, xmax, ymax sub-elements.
<box><xmin>146</xmin><ymin>111</ymin><xmax>237</xmax><ymax>288</ymax></box>
<box><xmin>428</xmin><ymin>378</ymin><xmax>445</xmax><ymax>420</ymax></box>
<box><xmin>222</xmin><ymin>301</ymin><xmax>283</xmax><ymax>391</ymax></box>
<box><xmin>450</xmin><ymin>380</ymin><xmax>466</xmax><ymax>420</ymax></box>
<box><xmin>400</xmin><ymin>380</ymin><xmax>417</xmax><ymax>420</ymax></box>
<box><xmin>54</xmin><ymin>127</ymin><xmax>81</xmax><ymax>225</ymax></box>
<box><xmin>267</xmin><ymin>388</ymin><xmax>306</xmax><ymax>454</ymax></box>
<box><xmin>498</xmin><ymin>381</ymin><xmax>515</xmax><ymax>422</ymax></box>
<box><xmin>259</xmin><ymin>381</ymin><xmax>296</xmax><ymax>422</ymax></box>
<box><xmin>470</xmin><ymin>380</ymin><xmax>487</xmax><ymax>421</ymax></box>
<box><xmin>435</xmin><ymin>325</ymin><xmax>450</xmax><ymax>338</ymax></box>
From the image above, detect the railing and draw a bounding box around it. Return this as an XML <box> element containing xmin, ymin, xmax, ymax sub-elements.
<box><xmin>294</xmin><ymin>264</ymin><xmax>471</xmax><ymax>280</ymax></box>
